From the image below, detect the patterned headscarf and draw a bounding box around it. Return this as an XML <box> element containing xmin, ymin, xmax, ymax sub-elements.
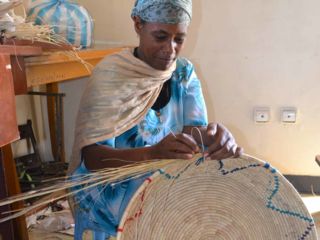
<box><xmin>131</xmin><ymin>0</ymin><xmax>192</xmax><ymax>24</ymax></box>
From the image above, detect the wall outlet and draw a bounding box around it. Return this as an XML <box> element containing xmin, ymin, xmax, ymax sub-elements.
<box><xmin>281</xmin><ymin>108</ymin><xmax>297</xmax><ymax>123</ymax></box>
<box><xmin>254</xmin><ymin>107</ymin><xmax>270</xmax><ymax>123</ymax></box>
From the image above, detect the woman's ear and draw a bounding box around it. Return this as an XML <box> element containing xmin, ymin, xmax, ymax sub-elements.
<box><xmin>132</xmin><ymin>16</ymin><xmax>143</xmax><ymax>35</ymax></box>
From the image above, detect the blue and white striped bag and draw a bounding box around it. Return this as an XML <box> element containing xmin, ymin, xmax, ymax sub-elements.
<box><xmin>27</xmin><ymin>0</ymin><xmax>93</xmax><ymax>48</ymax></box>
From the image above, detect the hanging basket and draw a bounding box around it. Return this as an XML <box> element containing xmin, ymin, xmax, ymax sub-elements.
<box><xmin>117</xmin><ymin>155</ymin><xmax>318</xmax><ymax>239</ymax></box>
<box><xmin>26</xmin><ymin>0</ymin><xmax>93</xmax><ymax>48</ymax></box>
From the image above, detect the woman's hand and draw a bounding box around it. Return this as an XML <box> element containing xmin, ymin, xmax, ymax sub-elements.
<box><xmin>150</xmin><ymin>133</ymin><xmax>200</xmax><ymax>160</ymax></box>
<box><xmin>203</xmin><ymin>123</ymin><xmax>243</xmax><ymax>160</ymax></box>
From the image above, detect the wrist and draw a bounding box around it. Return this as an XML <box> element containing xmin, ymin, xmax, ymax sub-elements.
<box><xmin>146</xmin><ymin>145</ymin><xmax>158</xmax><ymax>160</ymax></box>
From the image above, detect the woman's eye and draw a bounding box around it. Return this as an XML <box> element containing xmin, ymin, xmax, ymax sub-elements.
<box><xmin>175</xmin><ymin>38</ymin><xmax>185</xmax><ymax>44</ymax></box>
<box><xmin>155</xmin><ymin>35</ymin><xmax>167</xmax><ymax>41</ymax></box>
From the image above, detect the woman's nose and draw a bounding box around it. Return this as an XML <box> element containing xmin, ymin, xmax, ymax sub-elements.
<box><xmin>164</xmin><ymin>40</ymin><xmax>176</xmax><ymax>56</ymax></box>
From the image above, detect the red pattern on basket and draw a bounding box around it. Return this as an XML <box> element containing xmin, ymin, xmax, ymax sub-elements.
<box><xmin>117</xmin><ymin>177</ymin><xmax>152</xmax><ymax>233</ymax></box>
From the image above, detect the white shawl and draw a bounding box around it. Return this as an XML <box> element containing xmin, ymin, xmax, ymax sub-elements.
<box><xmin>68</xmin><ymin>48</ymin><xmax>176</xmax><ymax>173</ymax></box>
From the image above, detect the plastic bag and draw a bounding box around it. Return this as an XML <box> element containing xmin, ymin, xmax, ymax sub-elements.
<box><xmin>27</xmin><ymin>0</ymin><xmax>93</xmax><ymax>48</ymax></box>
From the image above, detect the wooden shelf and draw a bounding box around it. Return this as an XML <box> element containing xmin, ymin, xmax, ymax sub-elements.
<box><xmin>0</xmin><ymin>45</ymin><xmax>42</xmax><ymax>56</ymax></box>
<box><xmin>25</xmin><ymin>47</ymin><xmax>124</xmax><ymax>87</ymax></box>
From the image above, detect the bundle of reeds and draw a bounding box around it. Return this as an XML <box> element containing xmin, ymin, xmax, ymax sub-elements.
<box><xmin>0</xmin><ymin>157</ymin><xmax>191</xmax><ymax>223</ymax></box>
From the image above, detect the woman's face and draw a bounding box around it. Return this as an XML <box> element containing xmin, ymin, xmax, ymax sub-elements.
<box><xmin>134</xmin><ymin>17</ymin><xmax>189</xmax><ymax>70</ymax></box>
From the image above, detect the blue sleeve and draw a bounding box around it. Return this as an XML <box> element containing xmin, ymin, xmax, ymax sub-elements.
<box><xmin>182</xmin><ymin>60</ymin><xmax>208</xmax><ymax>126</ymax></box>
<box><xmin>97</xmin><ymin>138</ymin><xmax>115</xmax><ymax>148</ymax></box>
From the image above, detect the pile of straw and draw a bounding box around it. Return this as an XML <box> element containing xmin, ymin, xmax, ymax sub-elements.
<box><xmin>0</xmin><ymin>0</ymin><xmax>61</xmax><ymax>45</ymax></box>
<box><xmin>1</xmin><ymin>3</ymin><xmax>93</xmax><ymax>74</ymax></box>
<box><xmin>3</xmin><ymin>9</ymin><xmax>72</xmax><ymax>47</ymax></box>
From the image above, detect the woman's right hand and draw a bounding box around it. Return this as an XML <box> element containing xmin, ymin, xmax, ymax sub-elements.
<box><xmin>150</xmin><ymin>133</ymin><xmax>200</xmax><ymax>159</ymax></box>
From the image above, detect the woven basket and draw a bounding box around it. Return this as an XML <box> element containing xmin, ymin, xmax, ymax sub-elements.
<box><xmin>117</xmin><ymin>155</ymin><xmax>318</xmax><ymax>239</ymax></box>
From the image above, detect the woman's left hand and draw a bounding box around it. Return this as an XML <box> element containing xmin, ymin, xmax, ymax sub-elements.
<box><xmin>203</xmin><ymin>123</ymin><xmax>243</xmax><ymax>160</ymax></box>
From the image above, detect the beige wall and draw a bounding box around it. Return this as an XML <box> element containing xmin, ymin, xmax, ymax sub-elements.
<box><xmin>19</xmin><ymin>0</ymin><xmax>320</xmax><ymax>175</ymax></box>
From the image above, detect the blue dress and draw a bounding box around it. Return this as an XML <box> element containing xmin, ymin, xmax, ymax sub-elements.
<box><xmin>72</xmin><ymin>57</ymin><xmax>208</xmax><ymax>237</ymax></box>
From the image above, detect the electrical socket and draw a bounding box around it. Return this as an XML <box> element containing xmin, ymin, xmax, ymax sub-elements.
<box><xmin>254</xmin><ymin>107</ymin><xmax>270</xmax><ymax>123</ymax></box>
<box><xmin>281</xmin><ymin>107</ymin><xmax>297</xmax><ymax>123</ymax></box>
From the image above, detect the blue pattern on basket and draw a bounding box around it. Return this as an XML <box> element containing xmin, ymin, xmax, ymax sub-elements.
<box><xmin>299</xmin><ymin>223</ymin><xmax>316</xmax><ymax>240</ymax></box>
<box><xmin>158</xmin><ymin>162</ymin><xmax>193</xmax><ymax>180</ymax></box>
<box><xmin>158</xmin><ymin>156</ymin><xmax>206</xmax><ymax>180</ymax></box>
<box><xmin>218</xmin><ymin>159</ymin><xmax>315</xmax><ymax>239</ymax></box>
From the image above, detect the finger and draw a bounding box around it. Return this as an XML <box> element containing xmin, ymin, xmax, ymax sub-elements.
<box><xmin>205</xmin><ymin>132</ymin><xmax>229</xmax><ymax>155</ymax></box>
<box><xmin>208</xmin><ymin>146</ymin><xmax>231</xmax><ymax>160</ymax></box>
<box><xmin>208</xmin><ymin>138</ymin><xmax>237</xmax><ymax>160</ymax></box>
<box><xmin>220</xmin><ymin>145</ymin><xmax>240</xmax><ymax>159</ymax></box>
<box><xmin>235</xmin><ymin>146</ymin><xmax>244</xmax><ymax>157</ymax></box>
<box><xmin>170</xmin><ymin>141</ymin><xmax>196</xmax><ymax>154</ymax></box>
<box><xmin>206</xmin><ymin>123</ymin><xmax>218</xmax><ymax>142</ymax></box>
<box><xmin>206</xmin><ymin>123</ymin><xmax>218</xmax><ymax>136</ymax></box>
<box><xmin>176</xmin><ymin>133</ymin><xmax>200</xmax><ymax>153</ymax></box>
<box><xmin>211</xmin><ymin>143</ymin><xmax>242</xmax><ymax>160</ymax></box>
<box><xmin>167</xmin><ymin>135</ymin><xmax>198</xmax><ymax>154</ymax></box>
<box><xmin>167</xmin><ymin>151</ymin><xmax>194</xmax><ymax>160</ymax></box>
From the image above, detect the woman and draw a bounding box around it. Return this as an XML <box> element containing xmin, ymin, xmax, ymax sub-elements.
<box><xmin>69</xmin><ymin>0</ymin><xmax>242</xmax><ymax>238</ymax></box>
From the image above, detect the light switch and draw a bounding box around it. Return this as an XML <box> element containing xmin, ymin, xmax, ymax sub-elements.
<box><xmin>254</xmin><ymin>107</ymin><xmax>270</xmax><ymax>123</ymax></box>
<box><xmin>281</xmin><ymin>108</ymin><xmax>297</xmax><ymax>123</ymax></box>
